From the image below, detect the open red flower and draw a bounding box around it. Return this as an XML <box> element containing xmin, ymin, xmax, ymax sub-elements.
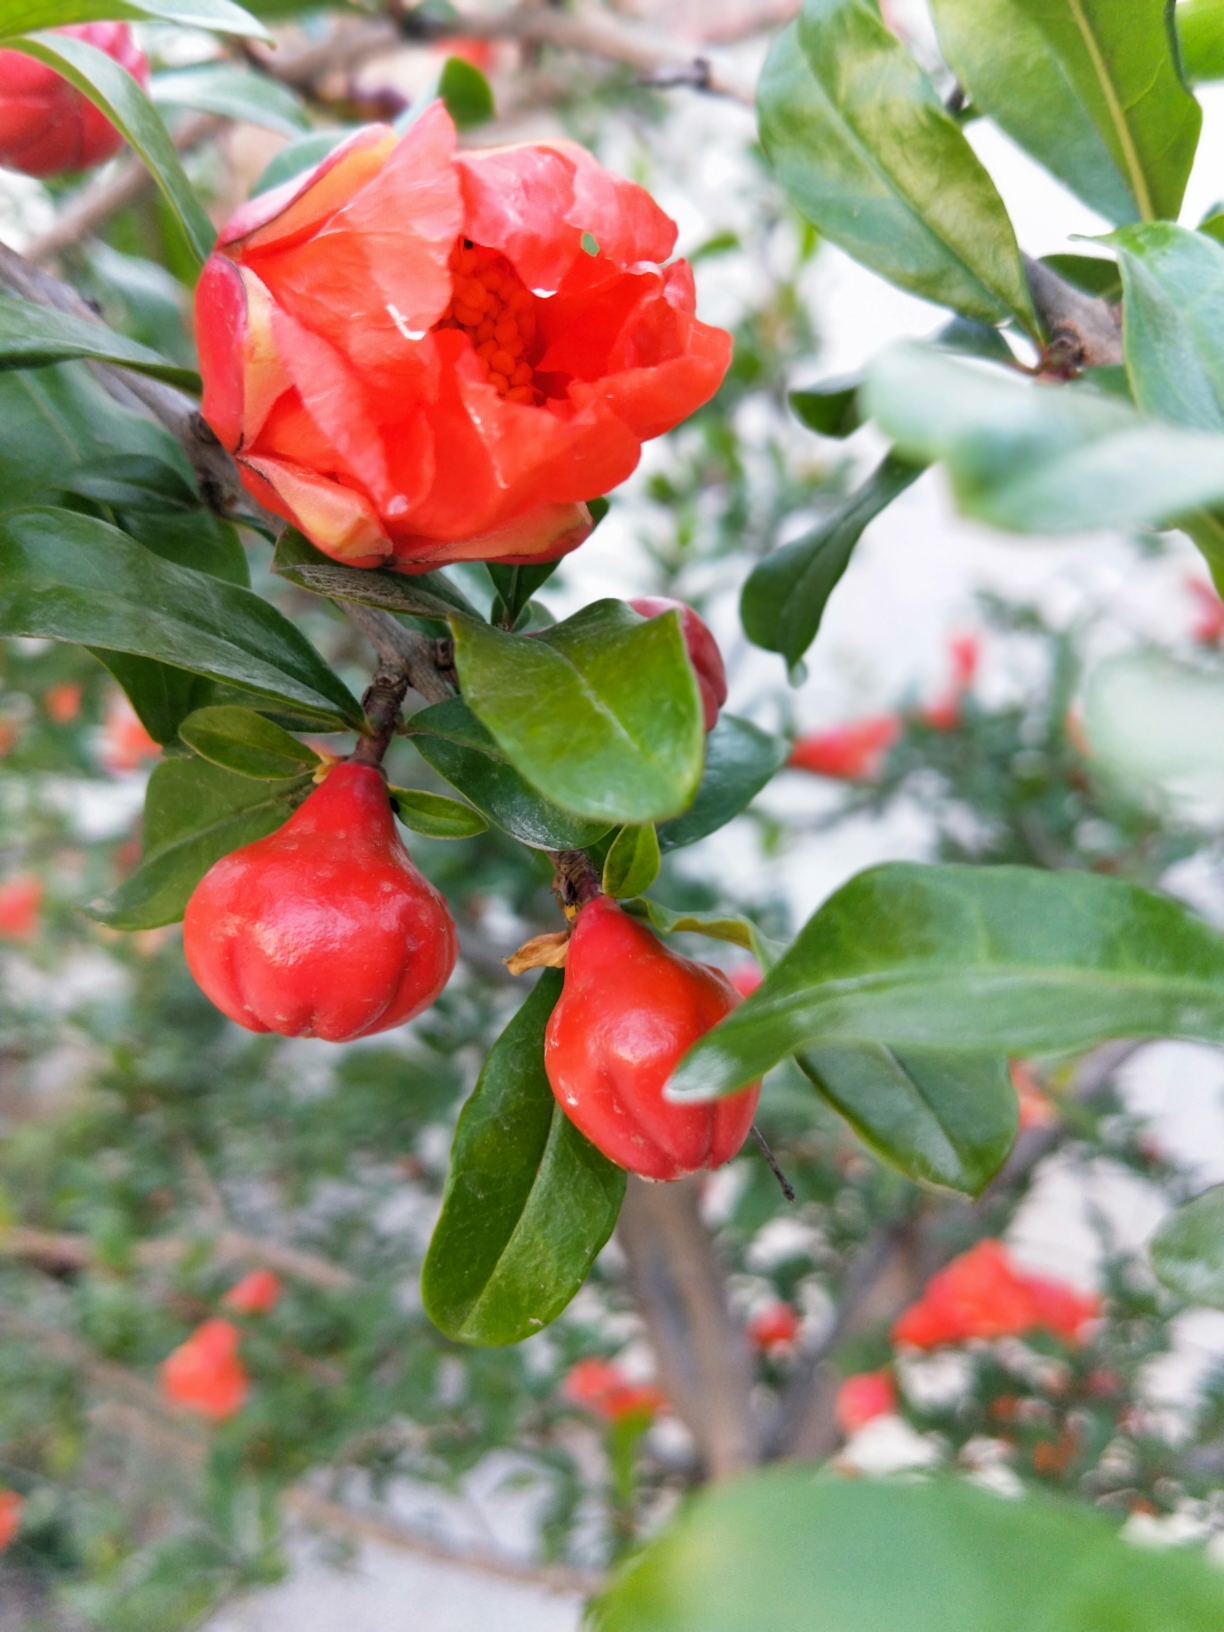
<box><xmin>0</xmin><ymin>25</ymin><xmax>148</xmax><ymax>177</ymax></box>
<box><xmin>196</xmin><ymin>105</ymin><xmax>731</xmax><ymax>572</ymax></box>
<box><xmin>160</xmin><ymin>1318</ymin><xmax>249</xmax><ymax>1420</ymax></box>
<box><xmin>893</xmin><ymin>1240</ymin><xmax>1098</xmax><ymax>1349</ymax></box>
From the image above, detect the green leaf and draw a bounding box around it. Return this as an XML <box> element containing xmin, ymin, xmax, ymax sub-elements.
<box><xmin>386</xmin><ymin>786</ymin><xmax>487</xmax><ymax>839</ymax></box>
<box><xmin>0</xmin><ymin>291</ymin><xmax>200</xmax><ymax>390</ymax></box>
<box><xmin>741</xmin><ymin>455</ymin><xmax>923</xmax><ymax>667</ymax></box>
<box><xmin>656</xmin><ymin>714</ymin><xmax>789</xmax><ymax>853</ymax></box>
<box><xmin>1107</xmin><ymin>223</ymin><xmax>1224</xmax><ymax>431</ymax></box>
<box><xmin>1178</xmin><ymin>0</ymin><xmax>1224</xmax><ymax>82</ymax></box>
<box><xmin>602</xmin><ymin>825</ymin><xmax>661</xmax><ymax>899</ymax></box>
<box><xmin>89</xmin><ymin>756</ymin><xmax>307</xmax><ymax>929</ymax></box>
<box><xmin>624</xmin><ymin>898</ymin><xmax>782</xmax><ymax>970</ymax></box>
<box><xmin>0</xmin><ymin>0</ymin><xmax>269</xmax><ymax>36</ymax></box>
<box><xmin>422</xmin><ymin>970</ymin><xmax>626</xmax><ymax>1346</ymax></box>
<box><xmin>789</xmin><ymin>377</ymin><xmax>861</xmax><ymax>438</ymax></box>
<box><xmin>178</xmin><ymin>705</ymin><xmax>320</xmax><ymax>779</ymax></box>
<box><xmin>151</xmin><ymin>65</ymin><xmax>309</xmax><ymax>139</ymax></box>
<box><xmin>757</xmin><ymin>0</ymin><xmax>1037</xmax><ymax>333</ymax></box>
<box><xmin>10</xmin><ymin>34</ymin><xmax>216</xmax><ymax>268</ymax></box>
<box><xmin>667</xmin><ymin>862</ymin><xmax>1224</xmax><ymax>1102</ymax></box>
<box><xmin>1151</xmin><ymin>1184</ymin><xmax>1224</xmax><ymax>1306</ymax></box>
<box><xmin>436</xmin><ymin>54</ymin><xmax>495</xmax><ymax>130</ymax></box>
<box><xmin>930</xmin><ymin>0</ymin><xmax>1178</xmax><ymax>225</ymax></box>
<box><xmin>588</xmin><ymin>1473</ymin><xmax>1224</xmax><ymax>1632</ymax></box>
<box><xmin>1039</xmin><ymin>251</ymin><xmax>1123</xmax><ymax>301</ymax></box>
<box><xmin>1082</xmin><ymin>652</ymin><xmax>1224</xmax><ymax>813</ymax></box>
<box><xmin>865</xmin><ymin>342</ymin><xmax>1224</xmax><ymax>533</ymax></box>
<box><xmin>452</xmin><ymin>600</ymin><xmax>705</xmax><ymax>825</ymax></box>
<box><xmin>117</xmin><ymin>507</ymin><xmax>249</xmax><ymax>588</ymax></box>
<box><xmin>798</xmin><ymin>1045</ymin><xmax>1016</xmax><ymax>1194</ymax></box>
<box><xmin>405</xmin><ymin>696</ymin><xmax>611</xmax><ymax>850</ymax></box>
<box><xmin>487</xmin><ymin>559</ymin><xmax>561</xmax><ymax>628</ymax></box>
<box><xmin>91</xmin><ymin>652</ymin><xmax>215</xmax><ymax>745</ymax></box>
<box><xmin>271</xmin><ymin>527</ymin><xmax>479</xmax><ymax>622</ymax></box>
<box><xmin>0</xmin><ymin>507</ymin><xmax>364</xmax><ymax>730</ymax></box>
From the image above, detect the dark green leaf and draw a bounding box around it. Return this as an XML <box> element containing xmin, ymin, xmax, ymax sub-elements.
<box><xmin>789</xmin><ymin>377</ymin><xmax>861</xmax><ymax>438</ymax></box>
<box><xmin>487</xmin><ymin>559</ymin><xmax>561</xmax><ymax>628</ymax></box>
<box><xmin>656</xmin><ymin>714</ymin><xmax>789</xmax><ymax>852</ymax></box>
<box><xmin>178</xmin><ymin>705</ymin><xmax>320</xmax><ymax>779</ymax></box>
<box><xmin>602</xmin><ymin>825</ymin><xmax>661</xmax><ymax>899</ymax></box>
<box><xmin>88</xmin><ymin>756</ymin><xmax>307</xmax><ymax>929</ymax></box>
<box><xmin>117</xmin><ymin>507</ymin><xmax>249</xmax><ymax>588</ymax></box>
<box><xmin>0</xmin><ymin>291</ymin><xmax>200</xmax><ymax>389</ymax></box>
<box><xmin>271</xmin><ymin>527</ymin><xmax>479</xmax><ymax>621</ymax></box>
<box><xmin>405</xmin><ymin>696</ymin><xmax>611</xmax><ymax>850</ymax></box>
<box><xmin>588</xmin><ymin>1473</ymin><xmax>1224</xmax><ymax>1632</ymax></box>
<box><xmin>798</xmin><ymin>1045</ymin><xmax>1016</xmax><ymax>1194</ymax></box>
<box><xmin>437</xmin><ymin>55</ymin><xmax>495</xmax><ymax>130</ymax></box>
<box><xmin>422</xmin><ymin>971</ymin><xmax>626</xmax><ymax>1345</ymax></box>
<box><xmin>386</xmin><ymin>787</ymin><xmax>488</xmax><ymax>839</ymax></box>
<box><xmin>865</xmin><ymin>342</ymin><xmax>1224</xmax><ymax>533</ymax></box>
<box><xmin>151</xmin><ymin>65</ymin><xmax>309</xmax><ymax>138</ymax></box>
<box><xmin>740</xmin><ymin>455</ymin><xmax>922</xmax><ymax>666</ymax></box>
<box><xmin>11</xmin><ymin>34</ymin><xmax>215</xmax><ymax>268</ymax></box>
<box><xmin>91</xmin><ymin>652</ymin><xmax>215</xmax><ymax>745</ymax></box>
<box><xmin>1108</xmin><ymin>223</ymin><xmax>1224</xmax><ymax>430</ymax></box>
<box><xmin>1039</xmin><ymin>252</ymin><xmax>1123</xmax><ymax>302</ymax></box>
<box><xmin>757</xmin><ymin>0</ymin><xmax>1037</xmax><ymax>332</ymax></box>
<box><xmin>668</xmin><ymin>862</ymin><xmax>1224</xmax><ymax>1101</ymax></box>
<box><xmin>1178</xmin><ymin>0</ymin><xmax>1224</xmax><ymax>82</ymax></box>
<box><xmin>0</xmin><ymin>507</ymin><xmax>364</xmax><ymax>729</ymax></box>
<box><xmin>1150</xmin><ymin>1184</ymin><xmax>1224</xmax><ymax>1306</ymax></box>
<box><xmin>0</xmin><ymin>0</ymin><xmax>268</xmax><ymax>35</ymax></box>
<box><xmin>452</xmin><ymin>600</ymin><xmax>705</xmax><ymax>824</ymax></box>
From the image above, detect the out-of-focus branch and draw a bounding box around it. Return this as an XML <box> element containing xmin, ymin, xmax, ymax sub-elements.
<box><xmin>0</xmin><ymin>1224</ymin><xmax>358</xmax><ymax>1291</ymax></box>
<box><xmin>617</xmin><ymin>1175</ymin><xmax>757</xmax><ymax>1478</ymax></box>
<box><xmin>1024</xmin><ymin>253</ymin><xmax>1123</xmax><ymax>371</ymax></box>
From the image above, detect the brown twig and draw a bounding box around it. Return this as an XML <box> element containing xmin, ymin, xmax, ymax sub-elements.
<box><xmin>342</xmin><ymin>602</ymin><xmax>455</xmax><ymax>708</ymax></box>
<box><xmin>546</xmin><ymin>849</ymin><xmax>603</xmax><ymax>915</ymax></box>
<box><xmin>0</xmin><ymin>1224</ymin><xmax>358</xmax><ymax>1291</ymax></box>
<box><xmin>1024</xmin><ymin>253</ymin><xmax>1123</xmax><ymax>373</ymax></box>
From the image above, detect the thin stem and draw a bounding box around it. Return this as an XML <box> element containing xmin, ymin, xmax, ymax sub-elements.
<box><xmin>546</xmin><ymin>848</ymin><xmax>604</xmax><ymax>915</ymax></box>
<box><xmin>750</xmin><ymin>1124</ymin><xmax>796</xmax><ymax>1203</ymax></box>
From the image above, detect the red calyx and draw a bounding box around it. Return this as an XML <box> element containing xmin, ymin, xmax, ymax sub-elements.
<box><xmin>543</xmin><ymin>896</ymin><xmax>759</xmax><ymax>1181</ymax></box>
<box><xmin>0</xmin><ymin>24</ymin><xmax>149</xmax><ymax>177</ymax></box>
<box><xmin>183</xmin><ymin>762</ymin><xmax>457</xmax><ymax>1042</ymax></box>
<box><xmin>629</xmin><ymin>596</ymin><xmax>728</xmax><ymax>732</ymax></box>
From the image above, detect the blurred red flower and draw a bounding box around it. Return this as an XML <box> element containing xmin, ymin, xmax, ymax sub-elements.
<box><xmin>893</xmin><ymin>1240</ymin><xmax>1099</xmax><ymax>1349</ymax></box>
<box><xmin>0</xmin><ymin>874</ymin><xmax>42</xmax><ymax>941</ymax></box>
<box><xmin>160</xmin><ymin>1319</ymin><xmax>249</xmax><ymax>1420</ymax></box>
<box><xmin>563</xmin><ymin>1358</ymin><xmax>667</xmax><ymax>1423</ymax></box>
<box><xmin>747</xmin><ymin>1301</ymin><xmax>801</xmax><ymax>1352</ymax></box>
<box><xmin>788</xmin><ymin>715</ymin><xmax>900</xmax><ymax>781</ymax></box>
<box><xmin>922</xmin><ymin>633</ymin><xmax>979</xmax><ymax>731</ymax></box>
<box><xmin>0</xmin><ymin>24</ymin><xmax>148</xmax><ymax>177</ymax></box>
<box><xmin>1010</xmin><ymin>1060</ymin><xmax>1056</xmax><ymax>1131</ymax></box>
<box><xmin>99</xmin><ymin>694</ymin><xmax>160</xmax><ymax>775</ymax></box>
<box><xmin>43</xmin><ymin>682</ymin><xmax>83</xmax><ymax>724</ymax></box>
<box><xmin>0</xmin><ymin>1489</ymin><xmax>23</xmax><ymax>1551</ymax></box>
<box><xmin>196</xmin><ymin>106</ymin><xmax>731</xmax><ymax>572</ymax></box>
<box><xmin>1187</xmin><ymin>577</ymin><xmax>1224</xmax><ymax>646</ymax></box>
<box><xmin>835</xmin><ymin>1369</ymin><xmax>896</xmax><ymax>1435</ymax></box>
<box><xmin>222</xmin><ymin>1268</ymin><xmax>282</xmax><ymax>1316</ymax></box>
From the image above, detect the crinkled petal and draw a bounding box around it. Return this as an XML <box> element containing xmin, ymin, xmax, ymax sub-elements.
<box><xmin>223</xmin><ymin>125</ymin><xmax>397</xmax><ymax>255</ymax></box>
<box><xmin>455</xmin><ymin>142</ymin><xmax>583</xmax><ymax>293</ymax></box>
<box><xmin>555</xmin><ymin>138</ymin><xmax>677</xmax><ymax>267</ymax></box>
<box><xmin>241</xmin><ymin>455</ymin><xmax>390</xmax><ymax>561</ymax></box>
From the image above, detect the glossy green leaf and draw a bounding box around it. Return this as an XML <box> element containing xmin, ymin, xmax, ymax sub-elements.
<box><xmin>452</xmin><ymin>600</ymin><xmax>704</xmax><ymax>825</ymax></box>
<box><xmin>436</xmin><ymin>55</ymin><xmax>494</xmax><ymax>130</ymax></box>
<box><xmin>789</xmin><ymin>377</ymin><xmax>861</xmax><ymax>438</ymax></box>
<box><xmin>116</xmin><ymin>507</ymin><xmax>249</xmax><ymax>587</ymax></box>
<box><xmin>0</xmin><ymin>507</ymin><xmax>364</xmax><ymax>730</ymax></box>
<box><xmin>865</xmin><ymin>342</ymin><xmax>1224</xmax><ymax>533</ymax></box>
<box><xmin>588</xmin><ymin>1473</ymin><xmax>1224</xmax><ymax>1632</ymax></box>
<box><xmin>798</xmin><ymin>1045</ymin><xmax>1016</xmax><ymax>1194</ymax></box>
<box><xmin>422</xmin><ymin>970</ymin><xmax>626</xmax><ymax>1346</ymax></box>
<box><xmin>656</xmin><ymin>714</ymin><xmax>789</xmax><ymax>853</ymax></box>
<box><xmin>1107</xmin><ymin>223</ymin><xmax>1224</xmax><ymax>430</ymax></box>
<box><xmin>178</xmin><ymin>706</ymin><xmax>320</xmax><ymax>779</ymax></box>
<box><xmin>741</xmin><ymin>455</ymin><xmax>923</xmax><ymax>667</ymax></box>
<box><xmin>487</xmin><ymin>559</ymin><xmax>560</xmax><ymax>628</ymax></box>
<box><xmin>668</xmin><ymin>862</ymin><xmax>1224</xmax><ymax>1101</ymax></box>
<box><xmin>92</xmin><ymin>652</ymin><xmax>216</xmax><ymax>746</ymax></box>
<box><xmin>151</xmin><ymin>65</ymin><xmax>309</xmax><ymax>138</ymax></box>
<box><xmin>757</xmin><ymin>0</ymin><xmax>1037</xmax><ymax>332</ymax></box>
<box><xmin>0</xmin><ymin>291</ymin><xmax>200</xmax><ymax>389</ymax></box>
<box><xmin>1151</xmin><ymin>1184</ymin><xmax>1224</xmax><ymax>1306</ymax></box>
<box><xmin>1178</xmin><ymin>0</ymin><xmax>1224</xmax><ymax>82</ymax></box>
<box><xmin>271</xmin><ymin>527</ymin><xmax>478</xmax><ymax>622</ymax></box>
<box><xmin>10</xmin><ymin>34</ymin><xmax>215</xmax><ymax>268</ymax></box>
<box><xmin>386</xmin><ymin>787</ymin><xmax>487</xmax><ymax>840</ymax></box>
<box><xmin>624</xmin><ymin>899</ymin><xmax>783</xmax><ymax>970</ymax></box>
<box><xmin>602</xmin><ymin>825</ymin><xmax>661</xmax><ymax>899</ymax></box>
<box><xmin>0</xmin><ymin>0</ymin><xmax>268</xmax><ymax>36</ymax></box>
<box><xmin>88</xmin><ymin>756</ymin><xmax>307</xmax><ymax>929</ymax></box>
<box><xmin>405</xmin><ymin>696</ymin><xmax>610</xmax><ymax>850</ymax></box>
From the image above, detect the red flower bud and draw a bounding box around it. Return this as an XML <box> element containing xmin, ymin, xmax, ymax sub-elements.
<box><xmin>0</xmin><ymin>1489</ymin><xmax>23</xmax><ymax>1551</ymax></box>
<box><xmin>195</xmin><ymin>106</ymin><xmax>731</xmax><ymax>572</ymax></box>
<box><xmin>747</xmin><ymin>1301</ymin><xmax>801</xmax><ymax>1352</ymax></box>
<box><xmin>544</xmin><ymin>896</ymin><xmax>759</xmax><ymax>1181</ymax></box>
<box><xmin>0</xmin><ymin>25</ymin><xmax>148</xmax><ymax>177</ymax></box>
<box><xmin>788</xmin><ymin>715</ymin><xmax>900</xmax><ymax>781</ymax></box>
<box><xmin>563</xmin><ymin>1357</ymin><xmax>667</xmax><ymax>1423</ymax></box>
<box><xmin>222</xmin><ymin>1268</ymin><xmax>282</xmax><ymax>1315</ymax></box>
<box><xmin>0</xmin><ymin>874</ymin><xmax>42</xmax><ymax>941</ymax></box>
<box><xmin>628</xmin><ymin>597</ymin><xmax>727</xmax><ymax>732</ymax></box>
<box><xmin>835</xmin><ymin>1369</ymin><xmax>896</xmax><ymax>1434</ymax></box>
<box><xmin>183</xmin><ymin>763</ymin><xmax>456</xmax><ymax>1041</ymax></box>
<box><xmin>160</xmin><ymin>1318</ymin><xmax>249</xmax><ymax>1420</ymax></box>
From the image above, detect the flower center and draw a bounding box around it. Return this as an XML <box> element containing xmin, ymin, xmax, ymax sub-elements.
<box><xmin>434</xmin><ymin>239</ymin><xmax>543</xmax><ymax>405</ymax></box>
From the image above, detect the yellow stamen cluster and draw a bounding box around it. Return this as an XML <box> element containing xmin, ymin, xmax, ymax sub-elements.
<box><xmin>435</xmin><ymin>240</ymin><xmax>541</xmax><ymax>405</ymax></box>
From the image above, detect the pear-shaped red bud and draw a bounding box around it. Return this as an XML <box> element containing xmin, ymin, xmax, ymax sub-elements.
<box><xmin>629</xmin><ymin>597</ymin><xmax>727</xmax><ymax>732</ymax></box>
<box><xmin>544</xmin><ymin>896</ymin><xmax>759</xmax><ymax>1181</ymax></box>
<box><xmin>183</xmin><ymin>763</ymin><xmax>456</xmax><ymax>1041</ymax></box>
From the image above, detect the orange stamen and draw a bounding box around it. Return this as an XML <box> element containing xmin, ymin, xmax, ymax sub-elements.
<box><xmin>433</xmin><ymin>239</ymin><xmax>546</xmax><ymax>405</ymax></box>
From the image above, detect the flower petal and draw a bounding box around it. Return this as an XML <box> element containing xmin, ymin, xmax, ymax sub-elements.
<box><xmin>241</xmin><ymin>455</ymin><xmax>390</xmax><ymax>561</ymax></box>
<box><xmin>390</xmin><ymin>499</ymin><xmax>591</xmax><ymax>570</ymax></box>
<box><xmin>223</xmin><ymin>125</ymin><xmax>397</xmax><ymax>256</ymax></box>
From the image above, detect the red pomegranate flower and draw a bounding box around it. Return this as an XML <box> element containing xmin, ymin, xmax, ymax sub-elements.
<box><xmin>892</xmin><ymin>1240</ymin><xmax>1098</xmax><ymax>1350</ymax></box>
<box><xmin>835</xmin><ymin>1369</ymin><xmax>896</xmax><ymax>1435</ymax></box>
<box><xmin>563</xmin><ymin>1358</ymin><xmax>668</xmax><ymax>1423</ymax></box>
<box><xmin>222</xmin><ymin>1268</ymin><xmax>282</xmax><ymax>1315</ymax></box>
<box><xmin>0</xmin><ymin>874</ymin><xmax>42</xmax><ymax>941</ymax></box>
<box><xmin>0</xmin><ymin>25</ymin><xmax>148</xmax><ymax>177</ymax></box>
<box><xmin>788</xmin><ymin>715</ymin><xmax>900</xmax><ymax>781</ymax></box>
<box><xmin>195</xmin><ymin>105</ymin><xmax>731</xmax><ymax>572</ymax></box>
<box><xmin>160</xmin><ymin>1318</ymin><xmax>249</xmax><ymax>1420</ymax></box>
<box><xmin>0</xmin><ymin>1489</ymin><xmax>23</xmax><ymax>1551</ymax></box>
<box><xmin>747</xmin><ymin>1301</ymin><xmax>801</xmax><ymax>1352</ymax></box>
